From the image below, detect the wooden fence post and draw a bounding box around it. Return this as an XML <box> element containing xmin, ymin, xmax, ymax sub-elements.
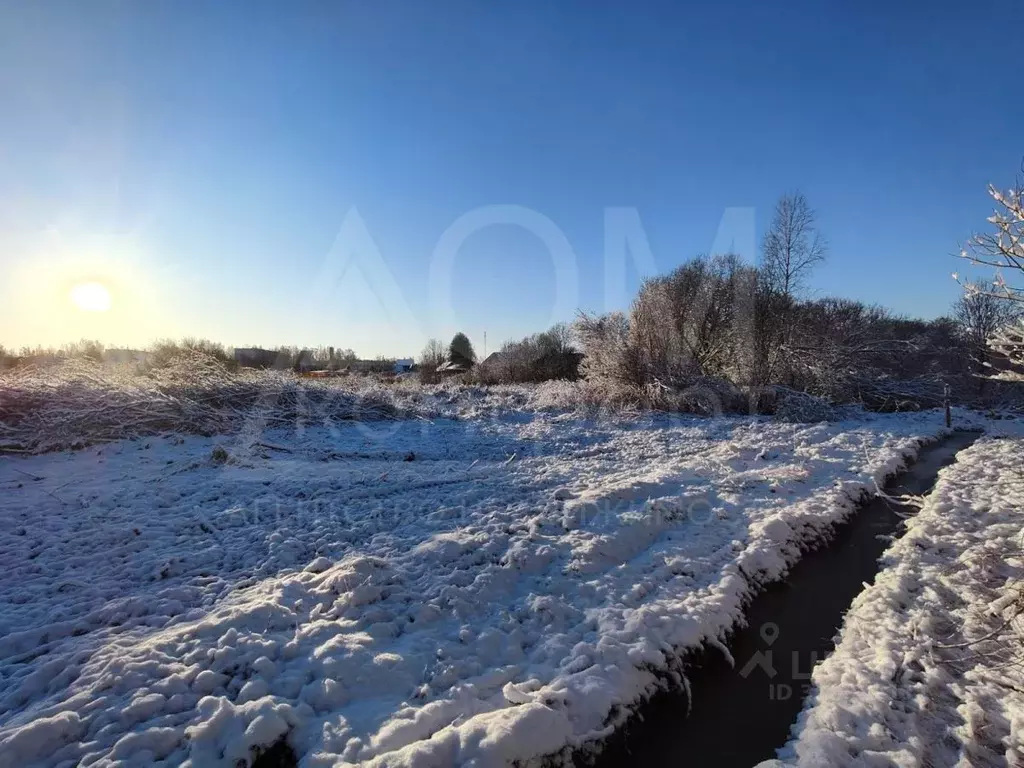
<box><xmin>944</xmin><ymin>383</ymin><xmax>952</xmax><ymax>428</ymax></box>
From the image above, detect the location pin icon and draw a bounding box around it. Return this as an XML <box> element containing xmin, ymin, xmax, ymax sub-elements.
<box><xmin>760</xmin><ymin>622</ymin><xmax>779</xmax><ymax>646</ymax></box>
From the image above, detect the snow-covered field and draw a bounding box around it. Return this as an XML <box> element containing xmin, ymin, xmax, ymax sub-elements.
<box><xmin>771</xmin><ymin>428</ymin><xmax>1024</xmax><ymax>768</ymax></box>
<box><xmin>0</xmin><ymin>409</ymin><xmax>952</xmax><ymax>767</ymax></box>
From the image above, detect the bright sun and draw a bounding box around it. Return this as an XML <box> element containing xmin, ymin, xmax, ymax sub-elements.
<box><xmin>70</xmin><ymin>281</ymin><xmax>112</xmax><ymax>312</ymax></box>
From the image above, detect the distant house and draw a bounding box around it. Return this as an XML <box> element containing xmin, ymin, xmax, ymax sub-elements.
<box><xmin>436</xmin><ymin>359</ymin><xmax>471</xmax><ymax>375</ymax></box>
<box><xmin>393</xmin><ymin>358</ymin><xmax>414</xmax><ymax>373</ymax></box>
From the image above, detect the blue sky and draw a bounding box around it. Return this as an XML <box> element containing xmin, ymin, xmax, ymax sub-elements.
<box><xmin>2</xmin><ymin>1</ymin><xmax>1022</xmax><ymax>356</ymax></box>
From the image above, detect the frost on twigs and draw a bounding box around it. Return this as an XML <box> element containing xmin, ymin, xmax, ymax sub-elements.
<box><xmin>959</xmin><ymin>178</ymin><xmax>1024</xmax><ymax>384</ymax></box>
<box><xmin>961</xmin><ymin>184</ymin><xmax>1024</xmax><ymax>306</ymax></box>
<box><xmin>990</xmin><ymin>319</ymin><xmax>1024</xmax><ymax>382</ymax></box>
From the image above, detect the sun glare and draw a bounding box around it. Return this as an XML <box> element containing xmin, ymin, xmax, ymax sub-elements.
<box><xmin>70</xmin><ymin>281</ymin><xmax>112</xmax><ymax>312</ymax></box>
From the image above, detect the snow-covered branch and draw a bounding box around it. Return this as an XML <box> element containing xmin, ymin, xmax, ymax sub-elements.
<box><xmin>960</xmin><ymin>183</ymin><xmax>1024</xmax><ymax>305</ymax></box>
<box><xmin>989</xmin><ymin>319</ymin><xmax>1024</xmax><ymax>382</ymax></box>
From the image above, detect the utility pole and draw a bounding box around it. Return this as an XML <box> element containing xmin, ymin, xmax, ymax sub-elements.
<box><xmin>483</xmin><ymin>331</ymin><xmax>487</xmax><ymax>359</ymax></box>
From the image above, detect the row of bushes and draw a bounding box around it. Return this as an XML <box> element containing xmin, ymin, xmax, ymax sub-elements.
<box><xmin>473</xmin><ymin>253</ymin><xmax>1021</xmax><ymax>416</ymax></box>
<box><xmin>474</xmin><ymin>324</ymin><xmax>582</xmax><ymax>385</ymax></box>
<box><xmin>0</xmin><ymin>338</ymin><xmax>236</xmax><ymax>371</ymax></box>
<box><xmin>572</xmin><ymin>254</ymin><xmax>1010</xmax><ymax>413</ymax></box>
<box><xmin>5</xmin><ymin>270</ymin><xmax>1016</xmax><ymax>422</ymax></box>
<box><xmin>0</xmin><ymin>340</ymin><xmax>370</xmax><ymax>374</ymax></box>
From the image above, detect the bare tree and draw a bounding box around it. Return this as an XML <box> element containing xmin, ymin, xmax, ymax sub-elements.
<box><xmin>761</xmin><ymin>192</ymin><xmax>827</xmax><ymax>298</ymax></box>
<box><xmin>537</xmin><ymin>322</ymin><xmax>576</xmax><ymax>354</ymax></box>
<box><xmin>954</xmin><ymin>283</ymin><xmax>1018</xmax><ymax>358</ymax></box>
<box><xmin>419</xmin><ymin>338</ymin><xmax>446</xmax><ymax>370</ymax></box>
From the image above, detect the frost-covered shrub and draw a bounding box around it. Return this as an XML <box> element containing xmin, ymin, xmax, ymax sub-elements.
<box><xmin>629</xmin><ymin>254</ymin><xmax>757</xmax><ymax>384</ymax></box>
<box><xmin>147</xmin><ymin>338</ymin><xmax>233</xmax><ymax>370</ymax></box>
<box><xmin>772</xmin><ymin>387</ymin><xmax>836</xmax><ymax>423</ymax></box>
<box><xmin>571</xmin><ymin>257</ymin><xmax>944</xmax><ymax>415</ymax></box>
<box><xmin>530</xmin><ymin>376</ymin><xmax>746</xmax><ymax>417</ymax></box>
<box><xmin>671</xmin><ymin>376</ymin><xmax>746</xmax><ymax>415</ymax></box>
<box><xmin>0</xmin><ymin>355</ymin><xmax>415</xmax><ymax>453</ymax></box>
<box><xmin>574</xmin><ymin>311</ymin><xmax>642</xmax><ymax>385</ymax></box>
<box><xmin>990</xmin><ymin>319</ymin><xmax>1024</xmax><ymax>380</ymax></box>
<box><xmin>528</xmin><ymin>379</ymin><xmax>653</xmax><ymax>417</ymax></box>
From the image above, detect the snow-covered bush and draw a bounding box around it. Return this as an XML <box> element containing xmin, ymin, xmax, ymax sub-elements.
<box><xmin>528</xmin><ymin>375</ymin><xmax>746</xmax><ymax>417</ymax></box>
<box><xmin>628</xmin><ymin>254</ymin><xmax>757</xmax><ymax>384</ymax></box>
<box><xmin>661</xmin><ymin>376</ymin><xmax>746</xmax><ymax>415</ymax></box>
<box><xmin>146</xmin><ymin>338</ymin><xmax>233</xmax><ymax>370</ymax></box>
<box><xmin>529</xmin><ymin>378</ymin><xmax>646</xmax><ymax>415</ymax></box>
<box><xmin>572</xmin><ymin>257</ymin><xmax>970</xmax><ymax>413</ymax></box>
<box><xmin>771</xmin><ymin>387</ymin><xmax>837</xmax><ymax>423</ymax></box>
<box><xmin>774</xmin><ymin>300</ymin><xmax>966</xmax><ymax>407</ymax></box>
<box><xmin>574</xmin><ymin>311</ymin><xmax>642</xmax><ymax>385</ymax></box>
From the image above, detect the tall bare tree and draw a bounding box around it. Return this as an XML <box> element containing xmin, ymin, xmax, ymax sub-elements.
<box><xmin>954</xmin><ymin>283</ymin><xmax>1017</xmax><ymax>355</ymax></box>
<box><xmin>761</xmin><ymin>192</ymin><xmax>827</xmax><ymax>298</ymax></box>
<box><xmin>419</xmin><ymin>338</ymin><xmax>446</xmax><ymax>370</ymax></box>
<box><xmin>954</xmin><ymin>283</ymin><xmax>1019</xmax><ymax>388</ymax></box>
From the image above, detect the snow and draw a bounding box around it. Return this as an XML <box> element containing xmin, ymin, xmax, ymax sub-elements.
<box><xmin>767</xmin><ymin>425</ymin><xmax>1024</xmax><ymax>768</ymax></box>
<box><xmin>0</xmin><ymin>409</ymin><xmax>953</xmax><ymax>766</ymax></box>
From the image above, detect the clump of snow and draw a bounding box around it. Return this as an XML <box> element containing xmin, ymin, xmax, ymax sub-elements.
<box><xmin>768</xmin><ymin>426</ymin><xmax>1024</xmax><ymax>767</ymax></box>
<box><xmin>0</xmin><ymin>409</ymin><xmax>952</xmax><ymax>766</ymax></box>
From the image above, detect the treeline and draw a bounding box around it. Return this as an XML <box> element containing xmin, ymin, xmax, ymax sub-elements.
<box><xmin>0</xmin><ymin>339</ymin><xmax>369</xmax><ymax>372</ymax></box>
<box><xmin>474</xmin><ymin>324</ymin><xmax>581</xmax><ymax>384</ymax></box>
<box><xmin>573</xmin><ymin>254</ymin><xmax>979</xmax><ymax>413</ymax></box>
<box><xmin>1</xmin><ymin>339</ymin><xmax>110</xmax><ymax>366</ymax></box>
<box><xmin>481</xmin><ymin>191</ymin><xmax>1021</xmax><ymax>413</ymax></box>
<box><xmin>0</xmin><ymin>338</ymin><xmax>238</xmax><ymax>370</ymax></box>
